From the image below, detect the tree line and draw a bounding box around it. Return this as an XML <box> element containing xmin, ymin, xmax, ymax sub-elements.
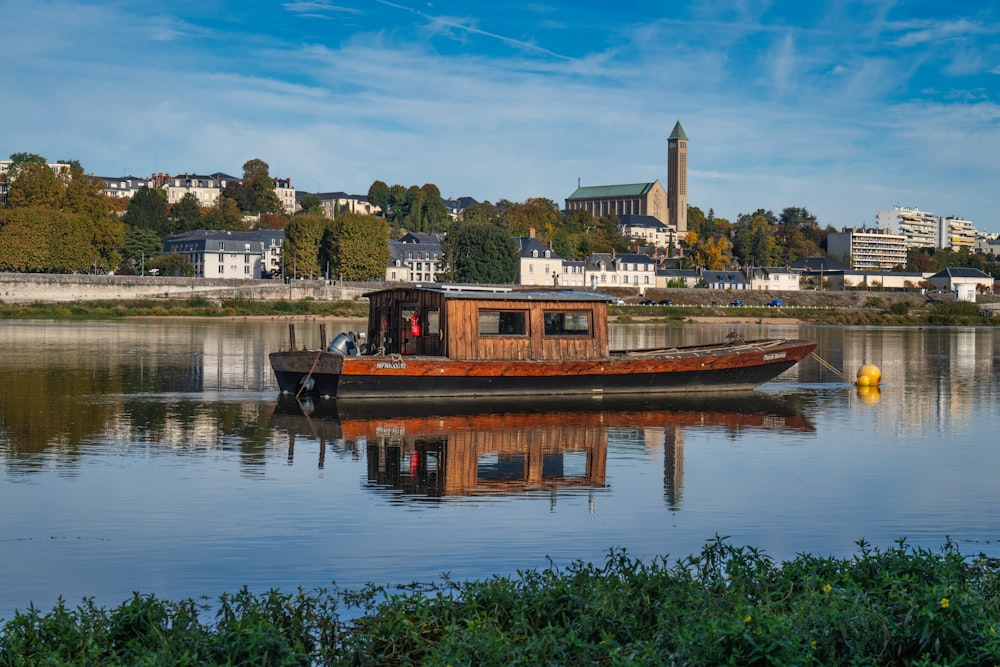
<box><xmin>2</xmin><ymin>152</ymin><xmax>996</xmax><ymax>280</ymax></box>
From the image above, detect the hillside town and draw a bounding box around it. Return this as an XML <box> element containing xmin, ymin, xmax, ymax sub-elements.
<box><xmin>2</xmin><ymin>122</ymin><xmax>998</xmax><ymax>300</ymax></box>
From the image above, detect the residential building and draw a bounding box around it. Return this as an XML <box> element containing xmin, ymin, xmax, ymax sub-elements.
<box><xmin>513</xmin><ymin>230</ymin><xmax>562</xmax><ymax>286</ymax></box>
<box><xmin>385</xmin><ymin>232</ymin><xmax>444</xmax><ymax>283</ymax></box>
<box><xmin>559</xmin><ymin>260</ymin><xmax>587</xmax><ymax>287</ymax></box>
<box><xmin>273</xmin><ymin>177</ymin><xmax>296</xmax><ymax>215</ymax></box>
<box><xmin>584</xmin><ymin>252</ymin><xmax>656</xmax><ymax>289</ymax></box>
<box><xmin>827</xmin><ymin>227</ymin><xmax>908</xmax><ymax>271</ymax></box>
<box><xmin>444</xmin><ymin>196</ymin><xmax>479</xmax><ymax>221</ymax></box>
<box><xmin>746</xmin><ymin>267</ymin><xmax>800</xmax><ymax>291</ymax></box>
<box><xmin>938</xmin><ymin>215</ymin><xmax>975</xmax><ymax>252</ymax></box>
<box><xmin>657</xmin><ymin>268</ymin><xmax>702</xmax><ymax>288</ymax></box>
<box><xmin>163</xmin><ymin>229</ymin><xmax>284</xmax><ymax>279</ymax></box>
<box><xmin>928</xmin><ymin>267</ymin><xmax>995</xmax><ymax>300</ymax></box>
<box><xmin>877</xmin><ymin>206</ymin><xmax>938</xmax><ymax>248</ymax></box>
<box><xmin>703</xmin><ymin>270</ymin><xmax>749</xmax><ymax>290</ymax></box>
<box><xmin>618</xmin><ymin>214</ymin><xmax>675</xmax><ymax>250</ymax></box>
<box><xmin>97</xmin><ymin>175</ymin><xmax>156</xmax><ymax>200</ymax></box>
<box><xmin>299</xmin><ymin>191</ymin><xmax>381</xmax><ymax>218</ymax></box>
<box><xmin>162</xmin><ymin>172</ymin><xmax>240</xmax><ymax>207</ymax></box>
<box><xmin>839</xmin><ymin>270</ymin><xmax>931</xmax><ymax>292</ymax></box>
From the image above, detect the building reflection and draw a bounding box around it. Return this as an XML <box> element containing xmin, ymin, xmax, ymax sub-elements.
<box><xmin>270</xmin><ymin>394</ymin><xmax>814</xmax><ymax>505</ymax></box>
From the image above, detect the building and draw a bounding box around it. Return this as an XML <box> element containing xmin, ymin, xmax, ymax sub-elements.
<box><xmin>273</xmin><ymin>177</ymin><xmax>296</xmax><ymax>215</ymax></box>
<box><xmin>97</xmin><ymin>175</ymin><xmax>157</xmax><ymax>200</ymax></box>
<box><xmin>162</xmin><ymin>172</ymin><xmax>240</xmax><ymax>207</ymax></box>
<box><xmin>565</xmin><ymin>181</ymin><xmax>668</xmax><ymax>224</ymax></box>
<box><xmin>745</xmin><ymin>267</ymin><xmax>800</xmax><ymax>291</ymax></box>
<box><xmin>928</xmin><ymin>267</ymin><xmax>994</xmax><ymax>300</ymax></box>
<box><xmin>666</xmin><ymin>120</ymin><xmax>688</xmax><ymax>236</ymax></box>
<box><xmin>877</xmin><ymin>205</ymin><xmax>978</xmax><ymax>252</ymax></box>
<box><xmin>703</xmin><ymin>270</ymin><xmax>750</xmax><ymax>290</ymax></box>
<box><xmin>300</xmin><ymin>192</ymin><xmax>381</xmax><ymax>218</ymax></box>
<box><xmin>385</xmin><ymin>232</ymin><xmax>444</xmax><ymax>283</ymax></box>
<box><xmin>565</xmin><ymin>120</ymin><xmax>689</xmax><ymax>241</ymax></box>
<box><xmin>163</xmin><ymin>229</ymin><xmax>284</xmax><ymax>279</ymax></box>
<box><xmin>513</xmin><ymin>230</ymin><xmax>563</xmax><ymax>286</ymax></box>
<box><xmin>827</xmin><ymin>228</ymin><xmax>908</xmax><ymax>271</ymax></box>
<box><xmin>444</xmin><ymin>196</ymin><xmax>479</xmax><ymax>221</ymax></box>
<box><xmin>584</xmin><ymin>252</ymin><xmax>657</xmax><ymax>289</ymax></box>
<box><xmin>618</xmin><ymin>214</ymin><xmax>675</xmax><ymax>250</ymax></box>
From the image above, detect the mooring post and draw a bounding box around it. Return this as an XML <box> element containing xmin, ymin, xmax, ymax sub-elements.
<box><xmin>319</xmin><ymin>324</ymin><xmax>327</xmax><ymax>351</ymax></box>
<box><xmin>288</xmin><ymin>323</ymin><xmax>296</xmax><ymax>351</ymax></box>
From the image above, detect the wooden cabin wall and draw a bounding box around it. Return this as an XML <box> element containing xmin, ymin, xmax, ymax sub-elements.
<box><xmin>444</xmin><ymin>298</ymin><xmax>609</xmax><ymax>361</ymax></box>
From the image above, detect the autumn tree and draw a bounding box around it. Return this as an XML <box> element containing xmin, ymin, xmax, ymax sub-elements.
<box><xmin>322</xmin><ymin>212</ymin><xmax>390</xmax><ymax>281</ymax></box>
<box><xmin>6</xmin><ymin>159</ymin><xmax>62</xmax><ymax>209</ymax></box>
<box><xmin>202</xmin><ymin>196</ymin><xmax>243</xmax><ymax>231</ymax></box>
<box><xmin>500</xmin><ymin>198</ymin><xmax>560</xmax><ymax>238</ymax></box>
<box><xmin>298</xmin><ymin>193</ymin><xmax>323</xmax><ymax>215</ymax></box>
<box><xmin>732</xmin><ymin>213</ymin><xmax>780</xmax><ymax>267</ymax></box>
<box><xmin>441</xmin><ymin>221</ymin><xmax>518</xmax><ymax>284</ymax></box>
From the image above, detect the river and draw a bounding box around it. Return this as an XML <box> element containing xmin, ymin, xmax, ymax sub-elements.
<box><xmin>1</xmin><ymin>318</ymin><xmax>998</xmax><ymax>621</ymax></box>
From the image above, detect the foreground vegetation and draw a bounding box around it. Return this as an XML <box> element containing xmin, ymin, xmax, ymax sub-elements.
<box><xmin>3</xmin><ymin>539</ymin><xmax>1000</xmax><ymax>665</ymax></box>
<box><xmin>0</xmin><ymin>297</ymin><xmax>368</xmax><ymax>320</ymax></box>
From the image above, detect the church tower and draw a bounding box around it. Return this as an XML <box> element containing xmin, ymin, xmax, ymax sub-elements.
<box><xmin>667</xmin><ymin>120</ymin><xmax>688</xmax><ymax>236</ymax></box>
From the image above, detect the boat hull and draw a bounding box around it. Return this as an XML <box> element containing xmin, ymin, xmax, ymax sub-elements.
<box><xmin>269</xmin><ymin>339</ymin><xmax>817</xmax><ymax>399</ymax></box>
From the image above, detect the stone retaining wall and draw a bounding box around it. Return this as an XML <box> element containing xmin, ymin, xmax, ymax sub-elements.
<box><xmin>0</xmin><ymin>273</ymin><xmax>372</xmax><ymax>303</ymax></box>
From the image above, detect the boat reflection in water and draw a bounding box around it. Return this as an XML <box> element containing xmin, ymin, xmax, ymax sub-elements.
<box><xmin>270</xmin><ymin>393</ymin><xmax>814</xmax><ymax>503</ymax></box>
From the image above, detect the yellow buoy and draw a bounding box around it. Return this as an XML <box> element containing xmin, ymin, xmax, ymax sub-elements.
<box><xmin>856</xmin><ymin>363</ymin><xmax>881</xmax><ymax>386</ymax></box>
<box><xmin>857</xmin><ymin>385</ymin><xmax>881</xmax><ymax>405</ymax></box>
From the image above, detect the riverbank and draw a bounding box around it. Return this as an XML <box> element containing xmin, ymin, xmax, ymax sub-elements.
<box><xmin>3</xmin><ymin>539</ymin><xmax>998</xmax><ymax>665</ymax></box>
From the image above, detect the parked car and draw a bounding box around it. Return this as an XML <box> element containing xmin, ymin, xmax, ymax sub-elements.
<box><xmin>609</xmin><ymin>298</ymin><xmax>625</xmax><ymax>305</ymax></box>
<box><xmin>768</xmin><ymin>299</ymin><xmax>783</xmax><ymax>307</ymax></box>
<box><xmin>639</xmin><ymin>299</ymin><xmax>656</xmax><ymax>306</ymax></box>
<box><xmin>658</xmin><ymin>299</ymin><xmax>673</xmax><ymax>306</ymax></box>
<box><xmin>730</xmin><ymin>299</ymin><xmax>744</xmax><ymax>307</ymax></box>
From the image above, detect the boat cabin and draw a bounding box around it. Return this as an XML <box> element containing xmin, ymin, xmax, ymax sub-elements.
<box><xmin>364</xmin><ymin>286</ymin><xmax>611</xmax><ymax>361</ymax></box>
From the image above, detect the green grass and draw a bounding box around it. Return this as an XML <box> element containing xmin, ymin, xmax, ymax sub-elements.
<box><xmin>4</xmin><ymin>539</ymin><xmax>1000</xmax><ymax>665</ymax></box>
<box><xmin>0</xmin><ymin>298</ymin><xmax>369</xmax><ymax>320</ymax></box>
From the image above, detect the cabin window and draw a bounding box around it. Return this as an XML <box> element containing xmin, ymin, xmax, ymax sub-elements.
<box><xmin>478</xmin><ymin>310</ymin><xmax>528</xmax><ymax>336</ymax></box>
<box><xmin>425</xmin><ymin>308</ymin><xmax>440</xmax><ymax>336</ymax></box>
<box><xmin>543</xmin><ymin>311</ymin><xmax>591</xmax><ymax>337</ymax></box>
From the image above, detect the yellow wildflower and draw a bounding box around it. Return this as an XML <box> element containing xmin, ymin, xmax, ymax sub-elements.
<box><xmin>940</xmin><ymin>597</ymin><xmax>950</xmax><ymax>609</ymax></box>
<box><xmin>744</xmin><ymin>615</ymin><xmax>752</xmax><ymax>623</ymax></box>
<box><xmin>811</xmin><ymin>640</ymin><xmax>817</xmax><ymax>649</ymax></box>
<box><xmin>822</xmin><ymin>583</ymin><xmax>832</xmax><ymax>593</ymax></box>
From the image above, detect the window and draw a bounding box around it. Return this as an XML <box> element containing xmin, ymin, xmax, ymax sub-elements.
<box><xmin>479</xmin><ymin>310</ymin><xmax>528</xmax><ymax>336</ymax></box>
<box><xmin>543</xmin><ymin>311</ymin><xmax>590</xmax><ymax>337</ymax></box>
<box><xmin>425</xmin><ymin>308</ymin><xmax>440</xmax><ymax>336</ymax></box>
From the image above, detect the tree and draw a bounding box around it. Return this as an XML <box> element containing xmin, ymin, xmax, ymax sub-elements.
<box><xmin>299</xmin><ymin>193</ymin><xmax>323</xmax><ymax>215</ymax></box>
<box><xmin>121</xmin><ymin>227</ymin><xmax>164</xmax><ymax>274</ymax></box>
<box><xmin>123</xmin><ymin>187</ymin><xmax>169</xmax><ymax>235</ymax></box>
<box><xmin>283</xmin><ymin>213</ymin><xmax>327</xmax><ymax>278</ymax></box>
<box><xmin>323</xmin><ymin>212</ymin><xmax>390</xmax><ymax>281</ymax></box>
<box><xmin>6</xmin><ymin>160</ymin><xmax>62</xmax><ymax>209</ymax></box>
<box><xmin>732</xmin><ymin>214</ymin><xmax>779</xmax><ymax>267</ymax></box>
<box><xmin>687</xmin><ymin>205</ymin><xmax>706</xmax><ymax>238</ymax></box>
<box><xmin>500</xmin><ymin>198</ymin><xmax>560</xmax><ymax>238</ymax></box>
<box><xmin>202</xmin><ymin>196</ymin><xmax>242</xmax><ymax>231</ymax></box>
<box><xmin>418</xmin><ymin>184</ymin><xmax>449</xmax><ymax>232</ymax></box>
<box><xmin>169</xmin><ymin>193</ymin><xmax>202</xmax><ymax>234</ymax></box>
<box><xmin>148</xmin><ymin>252</ymin><xmax>195</xmax><ymax>277</ymax></box>
<box><xmin>241</xmin><ymin>158</ymin><xmax>282</xmax><ymax>214</ymax></box>
<box><xmin>441</xmin><ymin>221</ymin><xmax>518</xmax><ymax>284</ymax></box>
<box><xmin>463</xmin><ymin>201</ymin><xmax>502</xmax><ymax>226</ymax></box>
<box><xmin>367</xmin><ymin>181</ymin><xmax>390</xmax><ymax>215</ymax></box>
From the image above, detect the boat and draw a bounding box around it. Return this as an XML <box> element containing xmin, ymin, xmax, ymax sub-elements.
<box><xmin>268</xmin><ymin>285</ymin><xmax>817</xmax><ymax>399</ymax></box>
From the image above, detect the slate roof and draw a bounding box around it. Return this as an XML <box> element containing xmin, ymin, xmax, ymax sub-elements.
<box><xmin>617</xmin><ymin>214</ymin><xmax>669</xmax><ymax>230</ymax></box>
<box><xmin>668</xmin><ymin>120</ymin><xmax>688</xmax><ymax>141</ymax></box>
<box><xmin>567</xmin><ymin>183</ymin><xmax>655</xmax><ymax>200</ymax></box>
<box><xmin>789</xmin><ymin>256</ymin><xmax>848</xmax><ymax>272</ymax></box>
<box><xmin>584</xmin><ymin>252</ymin><xmax>656</xmax><ymax>271</ymax></box>
<box><xmin>513</xmin><ymin>236</ymin><xmax>561</xmax><ymax>259</ymax></box>
<box><xmin>930</xmin><ymin>267</ymin><xmax>993</xmax><ymax>279</ymax></box>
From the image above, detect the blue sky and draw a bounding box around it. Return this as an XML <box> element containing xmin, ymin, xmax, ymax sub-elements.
<box><xmin>4</xmin><ymin>0</ymin><xmax>999</xmax><ymax>233</ymax></box>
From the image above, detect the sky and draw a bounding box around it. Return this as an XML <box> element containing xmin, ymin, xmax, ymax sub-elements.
<box><xmin>3</xmin><ymin>0</ymin><xmax>999</xmax><ymax>233</ymax></box>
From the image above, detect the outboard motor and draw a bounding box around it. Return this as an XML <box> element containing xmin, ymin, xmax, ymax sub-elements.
<box><xmin>327</xmin><ymin>332</ymin><xmax>360</xmax><ymax>356</ymax></box>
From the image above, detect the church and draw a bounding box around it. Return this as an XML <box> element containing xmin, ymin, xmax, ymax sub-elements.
<box><xmin>564</xmin><ymin>121</ymin><xmax>688</xmax><ymax>245</ymax></box>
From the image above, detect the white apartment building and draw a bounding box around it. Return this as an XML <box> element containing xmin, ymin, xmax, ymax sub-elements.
<box><xmin>828</xmin><ymin>228</ymin><xmax>908</xmax><ymax>271</ymax></box>
<box><xmin>584</xmin><ymin>252</ymin><xmax>657</xmax><ymax>289</ymax></box>
<box><xmin>877</xmin><ymin>205</ymin><xmax>978</xmax><ymax>252</ymax></box>
<box><xmin>163</xmin><ymin>229</ymin><xmax>284</xmax><ymax>279</ymax></box>
<box><xmin>162</xmin><ymin>172</ymin><xmax>239</xmax><ymax>207</ymax></box>
<box><xmin>98</xmin><ymin>175</ymin><xmax>156</xmax><ymax>200</ymax></box>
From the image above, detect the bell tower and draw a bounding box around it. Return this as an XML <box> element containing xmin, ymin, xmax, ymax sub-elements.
<box><xmin>667</xmin><ymin>120</ymin><xmax>688</xmax><ymax>236</ymax></box>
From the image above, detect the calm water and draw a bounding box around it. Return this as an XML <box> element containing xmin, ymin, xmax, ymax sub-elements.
<box><xmin>1</xmin><ymin>318</ymin><xmax>998</xmax><ymax>621</ymax></box>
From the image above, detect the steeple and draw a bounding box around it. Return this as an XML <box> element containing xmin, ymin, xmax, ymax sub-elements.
<box><xmin>667</xmin><ymin>120</ymin><xmax>688</xmax><ymax>236</ymax></box>
<box><xmin>668</xmin><ymin>120</ymin><xmax>688</xmax><ymax>141</ymax></box>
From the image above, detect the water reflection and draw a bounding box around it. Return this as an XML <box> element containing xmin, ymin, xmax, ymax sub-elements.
<box><xmin>269</xmin><ymin>394</ymin><xmax>813</xmax><ymax>507</ymax></box>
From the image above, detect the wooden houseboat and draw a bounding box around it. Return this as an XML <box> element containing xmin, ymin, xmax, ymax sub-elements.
<box><xmin>268</xmin><ymin>285</ymin><xmax>816</xmax><ymax>399</ymax></box>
